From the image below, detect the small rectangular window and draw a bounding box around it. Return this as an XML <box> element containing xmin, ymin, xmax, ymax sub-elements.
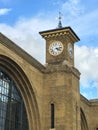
<box><xmin>51</xmin><ymin>104</ymin><xmax>54</xmax><ymax>128</ymax></box>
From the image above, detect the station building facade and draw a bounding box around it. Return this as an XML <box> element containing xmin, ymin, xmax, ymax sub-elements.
<box><xmin>0</xmin><ymin>26</ymin><xmax>98</xmax><ymax>130</ymax></box>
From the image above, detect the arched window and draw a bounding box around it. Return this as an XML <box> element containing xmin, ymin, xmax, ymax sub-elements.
<box><xmin>81</xmin><ymin>108</ymin><xmax>89</xmax><ymax>130</ymax></box>
<box><xmin>0</xmin><ymin>69</ymin><xmax>29</xmax><ymax>130</ymax></box>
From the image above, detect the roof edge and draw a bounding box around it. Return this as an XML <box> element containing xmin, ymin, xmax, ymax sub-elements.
<box><xmin>0</xmin><ymin>33</ymin><xmax>45</xmax><ymax>71</ymax></box>
<box><xmin>39</xmin><ymin>26</ymin><xmax>80</xmax><ymax>41</ymax></box>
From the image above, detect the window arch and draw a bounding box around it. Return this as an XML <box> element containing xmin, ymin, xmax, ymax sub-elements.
<box><xmin>0</xmin><ymin>69</ymin><xmax>29</xmax><ymax>130</ymax></box>
<box><xmin>81</xmin><ymin>108</ymin><xmax>89</xmax><ymax>130</ymax></box>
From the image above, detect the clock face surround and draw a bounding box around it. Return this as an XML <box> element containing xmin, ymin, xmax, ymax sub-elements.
<box><xmin>49</xmin><ymin>41</ymin><xmax>64</xmax><ymax>56</ymax></box>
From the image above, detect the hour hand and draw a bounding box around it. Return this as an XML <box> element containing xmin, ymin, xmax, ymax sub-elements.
<box><xmin>56</xmin><ymin>47</ymin><xmax>61</xmax><ymax>51</ymax></box>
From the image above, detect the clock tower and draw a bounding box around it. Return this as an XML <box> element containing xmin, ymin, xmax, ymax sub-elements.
<box><xmin>39</xmin><ymin>26</ymin><xmax>80</xmax><ymax>66</ymax></box>
<box><xmin>39</xmin><ymin>20</ymin><xmax>81</xmax><ymax>130</ymax></box>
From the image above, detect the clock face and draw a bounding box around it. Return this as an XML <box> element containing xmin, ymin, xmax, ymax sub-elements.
<box><xmin>68</xmin><ymin>43</ymin><xmax>73</xmax><ymax>57</ymax></box>
<box><xmin>49</xmin><ymin>41</ymin><xmax>64</xmax><ymax>56</ymax></box>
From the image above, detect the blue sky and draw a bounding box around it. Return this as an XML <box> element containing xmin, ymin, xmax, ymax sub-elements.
<box><xmin>0</xmin><ymin>0</ymin><xmax>98</xmax><ymax>99</ymax></box>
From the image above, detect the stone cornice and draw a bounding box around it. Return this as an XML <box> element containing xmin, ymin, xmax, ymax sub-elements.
<box><xmin>80</xmin><ymin>95</ymin><xmax>98</xmax><ymax>107</ymax></box>
<box><xmin>42</xmin><ymin>63</ymin><xmax>80</xmax><ymax>79</ymax></box>
<box><xmin>80</xmin><ymin>95</ymin><xmax>91</xmax><ymax>106</ymax></box>
<box><xmin>39</xmin><ymin>26</ymin><xmax>80</xmax><ymax>43</ymax></box>
<box><xmin>0</xmin><ymin>33</ymin><xmax>45</xmax><ymax>72</ymax></box>
<box><xmin>89</xmin><ymin>99</ymin><xmax>98</xmax><ymax>106</ymax></box>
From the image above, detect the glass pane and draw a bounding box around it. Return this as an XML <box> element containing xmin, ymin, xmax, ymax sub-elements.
<box><xmin>0</xmin><ymin>70</ymin><xmax>29</xmax><ymax>130</ymax></box>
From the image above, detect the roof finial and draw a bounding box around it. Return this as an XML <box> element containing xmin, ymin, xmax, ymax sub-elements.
<box><xmin>57</xmin><ymin>12</ymin><xmax>63</xmax><ymax>28</ymax></box>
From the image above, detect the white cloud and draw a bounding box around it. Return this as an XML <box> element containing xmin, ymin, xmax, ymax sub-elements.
<box><xmin>0</xmin><ymin>8</ymin><xmax>12</xmax><ymax>15</ymax></box>
<box><xmin>75</xmin><ymin>45</ymin><xmax>98</xmax><ymax>89</ymax></box>
<box><xmin>60</xmin><ymin>0</ymin><xmax>98</xmax><ymax>38</ymax></box>
<box><xmin>0</xmin><ymin>17</ymin><xmax>56</xmax><ymax>63</ymax></box>
<box><xmin>61</xmin><ymin>0</ymin><xmax>84</xmax><ymax>18</ymax></box>
<box><xmin>71</xmin><ymin>9</ymin><xmax>98</xmax><ymax>37</ymax></box>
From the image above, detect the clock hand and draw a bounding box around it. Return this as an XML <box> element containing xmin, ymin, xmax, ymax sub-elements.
<box><xmin>56</xmin><ymin>47</ymin><xmax>61</xmax><ymax>51</ymax></box>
